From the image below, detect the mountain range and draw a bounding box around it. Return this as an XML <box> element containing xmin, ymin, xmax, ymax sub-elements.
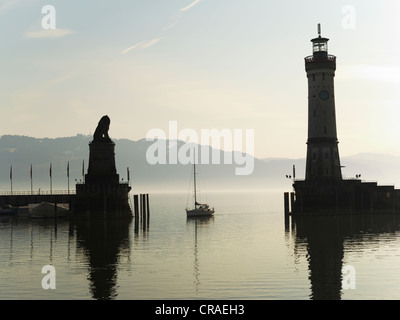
<box><xmin>1</xmin><ymin>134</ymin><xmax>400</xmax><ymax>193</ymax></box>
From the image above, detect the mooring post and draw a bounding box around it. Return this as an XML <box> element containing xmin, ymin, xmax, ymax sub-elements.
<box><xmin>146</xmin><ymin>193</ymin><xmax>150</xmax><ymax>223</ymax></box>
<box><xmin>290</xmin><ymin>192</ymin><xmax>295</xmax><ymax>214</ymax></box>
<box><xmin>142</xmin><ymin>194</ymin><xmax>147</xmax><ymax>226</ymax></box>
<box><xmin>134</xmin><ymin>194</ymin><xmax>139</xmax><ymax>218</ymax></box>
<box><xmin>139</xmin><ymin>194</ymin><xmax>143</xmax><ymax>221</ymax></box>
<box><xmin>284</xmin><ymin>192</ymin><xmax>289</xmax><ymax>215</ymax></box>
<box><xmin>133</xmin><ymin>194</ymin><xmax>139</xmax><ymax>231</ymax></box>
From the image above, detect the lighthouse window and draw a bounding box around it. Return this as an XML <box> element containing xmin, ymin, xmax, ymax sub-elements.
<box><xmin>324</xmin><ymin>127</ymin><xmax>327</xmax><ymax>134</ymax></box>
<box><xmin>313</xmin><ymin>110</ymin><xmax>316</xmax><ymax>117</ymax></box>
<box><xmin>313</xmin><ymin>42</ymin><xmax>328</xmax><ymax>53</ymax></box>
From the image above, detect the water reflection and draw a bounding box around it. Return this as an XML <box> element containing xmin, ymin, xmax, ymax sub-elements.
<box><xmin>187</xmin><ymin>216</ymin><xmax>214</xmax><ymax>295</ymax></box>
<box><xmin>287</xmin><ymin>213</ymin><xmax>400</xmax><ymax>300</ymax></box>
<box><xmin>72</xmin><ymin>217</ymin><xmax>132</xmax><ymax>300</ymax></box>
<box><xmin>7</xmin><ymin>218</ymin><xmax>61</xmax><ymax>265</ymax></box>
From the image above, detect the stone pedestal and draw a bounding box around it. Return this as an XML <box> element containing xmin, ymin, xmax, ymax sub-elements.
<box><xmin>73</xmin><ymin>141</ymin><xmax>132</xmax><ymax>218</ymax></box>
<box><xmin>86</xmin><ymin>142</ymin><xmax>119</xmax><ymax>185</ymax></box>
<box><xmin>75</xmin><ymin>183</ymin><xmax>132</xmax><ymax>218</ymax></box>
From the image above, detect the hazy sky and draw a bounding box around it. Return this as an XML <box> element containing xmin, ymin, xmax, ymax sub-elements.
<box><xmin>1</xmin><ymin>0</ymin><xmax>400</xmax><ymax>159</ymax></box>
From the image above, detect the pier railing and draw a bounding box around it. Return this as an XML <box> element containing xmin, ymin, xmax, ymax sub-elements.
<box><xmin>0</xmin><ymin>190</ymin><xmax>76</xmax><ymax>196</ymax></box>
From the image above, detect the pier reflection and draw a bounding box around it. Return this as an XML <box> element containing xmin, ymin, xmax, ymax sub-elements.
<box><xmin>286</xmin><ymin>213</ymin><xmax>400</xmax><ymax>300</ymax></box>
<box><xmin>72</xmin><ymin>216</ymin><xmax>132</xmax><ymax>300</ymax></box>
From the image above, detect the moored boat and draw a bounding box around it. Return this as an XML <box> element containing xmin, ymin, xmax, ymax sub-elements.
<box><xmin>186</xmin><ymin>151</ymin><xmax>214</xmax><ymax>218</ymax></box>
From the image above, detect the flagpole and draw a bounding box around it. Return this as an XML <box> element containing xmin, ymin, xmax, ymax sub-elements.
<box><xmin>30</xmin><ymin>164</ymin><xmax>33</xmax><ymax>195</ymax></box>
<box><xmin>10</xmin><ymin>165</ymin><xmax>12</xmax><ymax>195</ymax></box>
<box><xmin>67</xmin><ymin>161</ymin><xmax>70</xmax><ymax>195</ymax></box>
<box><xmin>50</xmin><ymin>163</ymin><xmax>52</xmax><ymax>195</ymax></box>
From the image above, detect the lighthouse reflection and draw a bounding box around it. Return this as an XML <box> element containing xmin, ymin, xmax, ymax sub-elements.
<box><xmin>73</xmin><ymin>217</ymin><xmax>132</xmax><ymax>300</ymax></box>
<box><xmin>287</xmin><ymin>213</ymin><xmax>400</xmax><ymax>300</ymax></box>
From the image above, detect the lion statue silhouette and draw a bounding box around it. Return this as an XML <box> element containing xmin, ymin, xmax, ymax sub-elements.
<box><xmin>93</xmin><ymin>115</ymin><xmax>112</xmax><ymax>142</ymax></box>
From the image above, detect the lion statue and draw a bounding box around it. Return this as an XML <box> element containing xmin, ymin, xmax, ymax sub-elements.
<box><xmin>93</xmin><ymin>115</ymin><xmax>112</xmax><ymax>142</ymax></box>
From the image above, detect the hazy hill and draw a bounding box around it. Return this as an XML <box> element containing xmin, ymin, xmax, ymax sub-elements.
<box><xmin>0</xmin><ymin>135</ymin><xmax>301</xmax><ymax>193</ymax></box>
<box><xmin>1</xmin><ymin>134</ymin><xmax>400</xmax><ymax>193</ymax></box>
<box><xmin>338</xmin><ymin>153</ymin><xmax>400</xmax><ymax>186</ymax></box>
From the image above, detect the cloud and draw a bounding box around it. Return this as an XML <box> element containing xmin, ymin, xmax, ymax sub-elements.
<box><xmin>163</xmin><ymin>0</ymin><xmax>203</xmax><ymax>30</ymax></box>
<box><xmin>25</xmin><ymin>28</ymin><xmax>75</xmax><ymax>39</ymax></box>
<box><xmin>121</xmin><ymin>41</ymin><xmax>146</xmax><ymax>55</ymax></box>
<box><xmin>122</xmin><ymin>38</ymin><xmax>162</xmax><ymax>55</ymax></box>
<box><xmin>341</xmin><ymin>64</ymin><xmax>400</xmax><ymax>85</ymax></box>
<box><xmin>122</xmin><ymin>1</ymin><xmax>203</xmax><ymax>56</ymax></box>
<box><xmin>141</xmin><ymin>38</ymin><xmax>162</xmax><ymax>48</ymax></box>
<box><xmin>162</xmin><ymin>20</ymin><xmax>180</xmax><ymax>31</ymax></box>
<box><xmin>180</xmin><ymin>0</ymin><xmax>202</xmax><ymax>12</ymax></box>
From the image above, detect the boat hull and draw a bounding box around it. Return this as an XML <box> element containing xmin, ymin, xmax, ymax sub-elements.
<box><xmin>186</xmin><ymin>208</ymin><xmax>214</xmax><ymax>217</ymax></box>
<box><xmin>0</xmin><ymin>205</ymin><xmax>17</xmax><ymax>216</ymax></box>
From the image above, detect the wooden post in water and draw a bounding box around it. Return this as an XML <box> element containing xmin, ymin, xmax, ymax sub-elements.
<box><xmin>133</xmin><ymin>194</ymin><xmax>139</xmax><ymax>231</ymax></box>
<box><xmin>284</xmin><ymin>192</ymin><xmax>289</xmax><ymax>215</ymax></box>
<box><xmin>133</xmin><ymin>193</ymin><xmax>150</xmax><ymax>228</ymax></box>
<box><xmin>142</xmin><ymin>194</ymin><xmax>147</xmax><ymax>227</ymax></box>
<box><xmin>139</xmin><ymin>194</ymin><xmax>143</xmax><ymax>222</ymax></box>
<box><xmin>139</xmin><ymin>194</ymin><xmax>143</xmax><ymax>223</ymax></box>
<box><xmin>290</xmin><ymin>192</ymin><xmax>295</xmax><ymax>214</ymax></box>
<box><xmin>134</xmin><ymin>194</ymin><xmax>139</xmax><ymax>217</ymax></box>
<box><xmin>146</xmin><ymin>193</ymin><xmax>150</xmax><ymax>223</ymax></box>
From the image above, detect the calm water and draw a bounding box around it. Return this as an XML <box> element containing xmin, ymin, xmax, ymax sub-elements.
<box><xmin>1</xmin><ymin>190</ymin><xmax>400</xmax><ymax>300</ymax></box>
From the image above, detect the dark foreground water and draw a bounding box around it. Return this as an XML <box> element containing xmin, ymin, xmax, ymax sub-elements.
<box><xmin>1</xmin><ymin>190</ymin><xmax>400</xmax><ymax>300</ymax></box>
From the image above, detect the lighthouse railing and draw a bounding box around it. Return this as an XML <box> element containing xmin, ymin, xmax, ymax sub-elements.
<box><xmin>305</xmin><ymin>54</ymin><xmax>336</xmax><ymax>63</ymax></box>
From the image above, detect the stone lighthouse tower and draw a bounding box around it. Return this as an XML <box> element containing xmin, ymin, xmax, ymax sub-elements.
<box><xmin>290</xmin><ymin>25</ymin><xmax>400</xmax><ymax>214</ymax></box>
<box><xmin>305</xmin><ymin>24</ymin><xmax>342</xmax><ymax>181</ymax></box>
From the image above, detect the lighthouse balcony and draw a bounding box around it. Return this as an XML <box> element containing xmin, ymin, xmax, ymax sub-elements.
<box><xmin>305</xmin><ymin>54</ymin><xmax>336</xmax><ymax>63</ymax></box>
<box><xmin>305</xmin><ymin>54</ymin><xmax>336</xmax><ymax>71</ymax></box>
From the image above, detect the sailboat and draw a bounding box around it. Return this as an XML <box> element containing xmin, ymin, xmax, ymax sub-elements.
<box><xmin>186</xmin><ymin>154</ymin><xmax>214</xmax><ymax>218</ymax></box>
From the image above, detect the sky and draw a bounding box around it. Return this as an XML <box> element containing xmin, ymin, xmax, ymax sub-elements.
<box><xmin>1</xmin><ymin>0</ymin><xmax>400</xmax><ymax>160</ymax></box>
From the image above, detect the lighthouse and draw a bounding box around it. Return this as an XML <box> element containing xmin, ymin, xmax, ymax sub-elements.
<box><xmin>289</xmin><ymin>25</ymin><xmax>400</xmax><ymax>214</ymax></box>
<box><xmin>304</xmin><ymin>24</ymin><xmax>342</xmax><ymax>181</ymax></box>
